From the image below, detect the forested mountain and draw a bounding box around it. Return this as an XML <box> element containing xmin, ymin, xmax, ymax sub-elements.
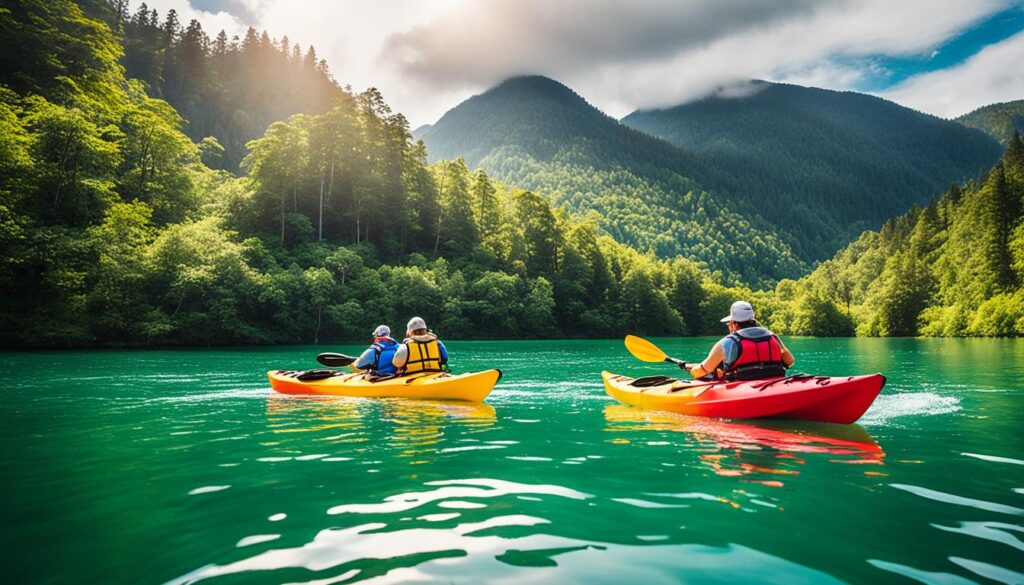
<box><xmin>621</xmin><ymin>81</ymin><xmax>1002</xmax><ymax>258</ymax></box>
<box><xmin>744</xmin><ymin>135</ymin><xmax>1024</xmax><ymax>337</ymax></box>
<box><xmin>417</xmin><ymin>76</ymin><xmax>806</xmax><ymax>286</ymax></box>
<box><xmin>418</xmin><ymin>77</ymin><xmax>1002</xmax><ymax>286</ymax></box>
<box><xmin>78</xmin><ymin>0</ymin><xmax>344</xmax><ymax>172</ymax></box>
<box><xmin>957</xmin><ymin>100</ymin><xmax>1024</xmax><ymax>144</ymax></box>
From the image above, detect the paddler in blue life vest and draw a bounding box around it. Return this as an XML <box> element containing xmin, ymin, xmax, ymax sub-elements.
<box><xmin>353</xmin><ymin>325</ymin><xmax>400</xmax><ymax>376</ymax></box>
<box><xmin>392</xmin><ymin>317</ymin><xmax>449</xmax><ymax>374</ymax></box>
<box><xmin>685</xmin><ymin>301</ymin><xmax>794</xmax><ymax>380</ymax></box>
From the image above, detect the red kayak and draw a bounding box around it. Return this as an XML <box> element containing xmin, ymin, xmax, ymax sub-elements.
<box><xmin>603</xmin><ymin>371</ymin><xmax>885</xmax><ymax>424</ymax></box>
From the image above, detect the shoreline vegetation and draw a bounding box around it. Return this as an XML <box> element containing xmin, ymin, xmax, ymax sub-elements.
<box><xmin>1</xmin><ymin>1</ymin><xmax>1022</xmax><ymax>349</ymax></box>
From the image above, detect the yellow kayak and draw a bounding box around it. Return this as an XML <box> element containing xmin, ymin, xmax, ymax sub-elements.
<box><xmin>267</xmin><ymin>369</ymin><xmax>501</xmax><ymax>402</ymax></box>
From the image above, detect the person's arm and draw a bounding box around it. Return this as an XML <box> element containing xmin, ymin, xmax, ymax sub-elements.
<box><xmin>686</xmin><ymin>341</ymin><xmax>723</xmax><ymax>379</ymax></box>
<box><xmin>437</xmin><ymin>341</ymin><xmax>448</xmax><ymax>364</ymax></box>
<box><xmin>353</xmin><ymin>347</ymin><xmax>376</xmax><ymax>371</ymax></box>
<box><xmin>778</xmin><ymin>338</ymin><xmax>795</xmax><ymax>368</ymax></box>
<box><xmin>392</xmin><ymin>344</ymin><xmax>408</xmax><ymax>369</ymax></box>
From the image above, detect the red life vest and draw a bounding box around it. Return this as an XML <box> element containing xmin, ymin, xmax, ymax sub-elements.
<box><xmin>723</xmin><ymin>328</ymin><xmax>787</xmax><ymax>380</ymax></box>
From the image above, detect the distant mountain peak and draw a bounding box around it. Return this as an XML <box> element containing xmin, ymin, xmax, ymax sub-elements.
<box><xmin>481</xmin><ymin>75</ymin><xmax>599</xmax><ymax>112</ymax></box>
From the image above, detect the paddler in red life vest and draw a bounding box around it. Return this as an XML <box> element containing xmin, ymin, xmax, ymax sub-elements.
<box><xmin>685</xmin><ymin>301</ymin><xmax>795</xmax><ymax>381</ymax></box>
<box><xmin>353</xmin><ymin>325</ymin><xmax>400</xmax><ymax>376</ymax></box>
<box><xmin>391</xmin><ymin>317</ymin><xmax>449</xmax><ymax>374</ymax></box>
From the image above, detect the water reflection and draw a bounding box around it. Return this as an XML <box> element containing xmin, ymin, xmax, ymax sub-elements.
<box><xmin>265</xmin><ymin>396</ymin><xmax>497</xmax><ymax>464</ymax></box>
<box><xmin>603</xmin><ymin>405</ymin><xmax>885</xmax><ymax>483</ymax></box>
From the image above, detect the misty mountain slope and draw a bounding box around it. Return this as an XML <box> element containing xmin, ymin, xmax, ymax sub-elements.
<box><xmin>621</xmin><ymin>81</ymin><xmax>1002</xmax><ymax>252</ymax></box>
<box><xmin>956</xmin><ymin>99</ymin><xmax>1024</xmax><ymax>144</ymax></box>
<box><xmin>418</xmin><ymin>76</ymin><xmax>808</xmax><ymax>285</ymax></box>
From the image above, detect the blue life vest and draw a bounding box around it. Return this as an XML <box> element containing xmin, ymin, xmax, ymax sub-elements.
<box><xmin>371</xmin><ymin>338</ymin><xmax>399</xmax><ymax>375</ymax></box>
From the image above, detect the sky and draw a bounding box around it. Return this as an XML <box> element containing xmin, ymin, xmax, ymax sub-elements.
<box><xmin>137</xmin><ymin>0</ymin><xmax>1024</xmax><ymax>127</ymax></box>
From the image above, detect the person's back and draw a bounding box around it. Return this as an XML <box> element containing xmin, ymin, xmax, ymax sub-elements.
<box><xmin>354</xmin><ymin>325</ymin><xmax>399</xmax><ymax>376</ymax></box>
<box><xmin>392</xmin><ymin>317</ymin><xmax>448</xmax><ymax>374</ymax></box>
<box><xmin>685</xmin><ymin>301</ymin><xmax>794</xmax><ymax>380</ymax></box>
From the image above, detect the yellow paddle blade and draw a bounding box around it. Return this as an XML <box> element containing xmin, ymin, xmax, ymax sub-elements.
<box><xmin>624</xmin><ymin>335</ymin><xmax>667</xmax><ymax>363</ymax></box>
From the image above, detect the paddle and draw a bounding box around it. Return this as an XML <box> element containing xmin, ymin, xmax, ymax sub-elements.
<box><xmin>624</xmin><ymin>335</ymin><xmax>689</xmax><ymax>370</ymax></box>
<box><xmin>316</xmin><ymin>352</ymin><xmax>358</xmax><ymax>368</ymax></box>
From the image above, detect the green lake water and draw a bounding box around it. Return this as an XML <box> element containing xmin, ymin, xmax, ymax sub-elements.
<box><xmin>2</xmin><ymin>337</ymin><xmax>1023</xmax><ymax>584</ymax></box>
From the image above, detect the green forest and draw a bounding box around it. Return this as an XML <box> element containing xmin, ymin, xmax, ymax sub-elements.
<box><xmin>766</xmin><ymin>139</ymin><xmax>1024</xmax><ymax>337</ymax></box>
<box><xmin>621</xmin><ymin>81</ymin><xmax>1001</xmax><ymax>257</ymax></box>
<box><xmin>1</xmin><ymin>1</ymin><xmax>1021</xmax><ymax>348</ymax></box>
<box><xmin>956</xmin><ymin>99</ymin><xmax>1024</xmax><ymax>144</ymax></box>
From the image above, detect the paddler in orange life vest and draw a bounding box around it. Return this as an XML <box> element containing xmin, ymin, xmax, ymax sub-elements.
<box><xmin>685</xmin><ymin>301</ymin><xmax>795</xmax><ymax>381</ymax></box>
<box><xmin>391</xmin><ymin>317</ymin><xmax>449</xmax><ymax>374</ymax></box>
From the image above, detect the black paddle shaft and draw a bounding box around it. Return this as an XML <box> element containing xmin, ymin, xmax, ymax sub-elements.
<box><xmin>316</xmin><ymin>353</ymin><xmax>357</xmax><ymax>367</ymax></box>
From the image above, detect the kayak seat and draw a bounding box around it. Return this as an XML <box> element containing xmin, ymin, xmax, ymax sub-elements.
<box><xmin>367</xmin><ymin>373</ymin><xmax>399</xmax><ymax>383</ymax></box>
<box><xmin>630</xmin><ymin>375</ymin><xmax>676</xmax><ymax>388</ymax></box>
<box><xmin>297</xmin><ymin>369</ymin><xmax>342</xmax><ymax>381</ymax></box>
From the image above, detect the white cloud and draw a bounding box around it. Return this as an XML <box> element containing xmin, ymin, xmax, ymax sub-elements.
<box><xmin>881</xmin><ymin>29</ymin><xmax>1024</xmax><ymax>118</ymax></box>
<box><xmin>128</xmin><ymin>0</ymin><xmax>1019</xmax><ymax>125</ymax></box>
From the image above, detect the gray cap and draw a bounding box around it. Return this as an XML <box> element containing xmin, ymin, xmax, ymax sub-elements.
<box><xmin>406</xmin><ymin>316</ymin><xmax>427</xmax><ymax>333</ymax></box>
<box><xmin>720</xmin><ymin>301</ymin><xmax>755</xmax><ymax>323</ymax></box>
<box><xmin>373</xmin><ymin>325</ymin><xmax>390</xmax><ymax>338</ymax></box>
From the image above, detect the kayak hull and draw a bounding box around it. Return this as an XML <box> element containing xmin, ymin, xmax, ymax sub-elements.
<box><xmin>268</xmin><ymin>369</ymin><xmax>501</xmax><ymax>402</ymax></box>
<box><xmin>602</xmin><ymin>371</ymin><xmax>885</xmax><ymax>424</ymax></box>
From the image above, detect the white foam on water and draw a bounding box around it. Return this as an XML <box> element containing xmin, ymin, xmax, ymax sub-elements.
<box><xmin>859</xmin><ymin>392</ymin><xmax>961</xmax><ymax>426</ymax></box>
<box><xmin>150</xmin><ymin>387</ymin><xmax>269</xmax><ymax>403</ymax></box>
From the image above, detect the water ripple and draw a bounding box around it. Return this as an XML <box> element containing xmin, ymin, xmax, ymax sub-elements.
<box><xmin>170</xmin><ymin>520</ymin><xmax>843</xmax><ymax>585</ymax></box>
<box><xmin>327</xmin><ymin>478</ymin><xmax>592</xmax><ymax>515</ymax></box>
<box><xmin>891</xmin><ymin>484</ymin><xmax>1024</xmax><ymax>516</ymax></box>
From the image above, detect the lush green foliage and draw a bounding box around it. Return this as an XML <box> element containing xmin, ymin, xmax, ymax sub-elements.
<box><xmin>82</xmin><ymin>0</ymin><xmax>343</xmax><ymax>172</ymax></box>
<box><xmin>956</xmin><ymin>99</ymin><xmax>1024</xmax><ymax>144</ymax></box>
<box><xmin>763</xmin><ymin>138</ymin><xmax>1024</xmax><ymax>337</ymax></box>
<box><xmin>622</xmin><ymin>82</ymin><xmax>1002</xmax><ymax>260</ymax></box>
<box><xmin>0</xmin><ymin>3</ymin><xmax>740</xmax><ymax>347</ymax></box>
<box><xmin>2</xmin><ymin>3</ymin><xmax>1019</xmax><ymax>347</ymax></box>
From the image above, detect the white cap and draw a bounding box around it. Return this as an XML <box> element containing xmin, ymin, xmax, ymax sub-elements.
<box><xmin>407</xmin><ymin>316</ymin><xmax>427</xmax><ymax>333</ymax></box>
<box><xmin>373</xmin><ymin>325</ymin><xmax>390</xmax><ymax>338</ymax></box>
<box><xmin>720</xmin><ymin>300</ymin><xmax>755</xmax><ymax>323</ymax></box>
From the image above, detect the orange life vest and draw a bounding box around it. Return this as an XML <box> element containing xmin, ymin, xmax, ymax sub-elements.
<box><xmin>403</xmin><ymin>338</ymin><xmax>443</xmax><ymax>373</ymax></box>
